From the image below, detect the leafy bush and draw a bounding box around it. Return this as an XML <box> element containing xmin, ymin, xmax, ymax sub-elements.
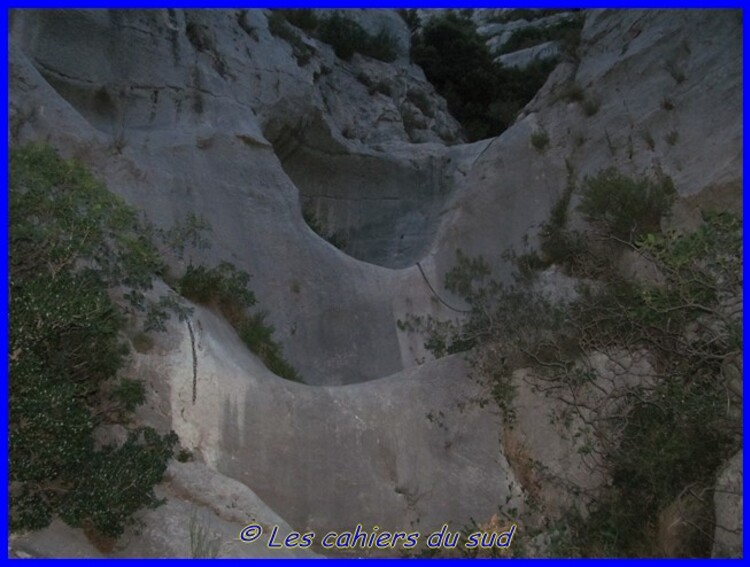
<box><xmin>557</xmin><ymin>82</ymin><xmax>584</xmax><ymax>103</ymax></box>
<box><xmin>578</xmin><ymin>168</ymin><xmax>676</xmax><ymax>242</ymax></box>
<box><xmin>10</xmin><ymin>144</ymin><xmax>177</xmax><ymax>539</ymax></box>
<box><xmin>132</xmin><ymin>331</ymin><xmax>155</xmax><ymax>353</ymax></box>
<box><xmin>178</xmin><ymin>264</ymin><xmax>303</xmax><ymax>383</ymax></box>
<box><xmin>530</xmin><ymin>128</ymin><xmax>550</xmax><ymax>150</ymax></box>
<box><xmin>411</xmin><ymin>12</ymin><xmax>560</xmax><ymax>141</ymax></box>
<box><xmin>396</xmin><ymin>8</ymin><xmax>420</xmax><ymax>32</ymax></box>
<box><xmin>276</xmin><ymin>8</ymin><xmax>318</xmax><ymax>32</ymax></box>
<box><xmin>496</xmin><ymin>15</ymin><xmax>584</xmax><ymax>56</ymax></box>
<box><xmin>401</xmin><ymin>168</ymin><xmax>740</xmax><ymax>556</ymax></box>
<box><xmin>269</xmin><ymin>10</ymin><xmax>398</xmax><ymax>64</ymax></box>
<box><xmin>190</xmin><ymin>510</ymin><xmax>222</xmax><ymax>558</ymax></box>
<box><xmin>267</xmin><ymin>11</ymin><xmax>315</xmax><ymax>66</ymax></box>
<box><xmin>302</xmin><ymin>202</ymin><xmax>347</xmax><ymax>250</ymax></box>
<box><xmin>581</xmin><ymin>96</ymin><xmax>600</xmax><ymax>116</ymax></box>
<box><xmin>237</xmin><ymin>313</ymin><xmax>302</xmax><ymax>382</ymax></box>
<box><xmin>317</xmin><ymin>12</ymin><xmax>398</xmax><ymax>62</ymax></box>
<box><xmin>537</xmin><ymin>176</ymin><xmax>586</xmax><ymax>270</ymax></box>
<box><xmin>487</xmin><ymin>9</ymin><xmax>570</xmax><ymax>24</ymax></box>
<box><xmin>407</xmin><ymin>89</ymin><xmax>434</xmax><ymax>118</ymax></box>
<box><xmin>179</xmin><ymin>262</ymin><xmax>256</xmax><ymax>325</ymax></box>
<box><xmin>57</xmin><ymin>428</ymin><xmax>177</xmax><ymax>538</ymax></box>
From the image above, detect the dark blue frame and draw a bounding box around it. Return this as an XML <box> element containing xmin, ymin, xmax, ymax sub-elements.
<box><xmin>2</xmin><ymin>2</ymin><xmax>746</xmax><ymax>563</ymax></box>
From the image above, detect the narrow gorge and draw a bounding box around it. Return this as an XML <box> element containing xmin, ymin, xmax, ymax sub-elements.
<box><xmin>8</xmin><ymin>9</ymin><xmax>742</xmax><ymax>558</ymax></box>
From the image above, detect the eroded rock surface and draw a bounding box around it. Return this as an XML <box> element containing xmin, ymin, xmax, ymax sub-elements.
<box><xmin>9</xmin><ymin>8</ymin><xmax>742</xmax><ymax>558</ymax></box>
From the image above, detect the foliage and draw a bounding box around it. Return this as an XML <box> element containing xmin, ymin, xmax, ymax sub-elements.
<box><xmin>487</xmin><ymin>9</ymin><xmax>570</xmax><ymax>24</ymax></box>
<box><xmin>556</xmin><ymin>82</ymin><xmax>599</xmax><ymax>116</ymax></box>
<box><xmin>57</xmin><ymin>428</ymin><xmax>178</xmax><ymax>538</ymax></box>
<box><xmin>317</xmin><ymin>12</ymin><xmax>398</xmax><ymax>62</ymax></box>
<box><xmin>267</xmin><ymin>10</ymin><xmax>315</xmax><ymax>66</ymax></box>
<box><xmin>533</xmin><ymin>162</ymin><xmax>587</xmax><ymax>271</ymax></box>
<box><xmin>190</xmin><ymin>510</ymin><xmax>222</xmax><ymax>558</ymax></box>
<box><xmin>407</xmin><ymin>89</ymin><xmax>435</xmax><ymax>118</ymax></box>
<box><xmin>271</xmin><ymin>10</ymin><xmax>398</xmax><ymax>64</ymax></box>
<box><xmin>111</xmin><ymin>378</ymin><xmax>147</xmax><ymax>413</ymax></box>
<box><xmin>302</xmin><ymin>203</ymin><xmax>348</xmax><ymax>250</ymax></box>
<box><xmin>275</xmin><ymin>8</ymin><xmax>318</xmax><ymax>32</ymax></box>
<box><xmin>496</xmin><ymin>15</ymin><xmax>584</xmax><ymax>56</ymax></box>
<box><xmin>179</xmin><ymin>263</ymin><xmax>256</xmax><ymax>325</ymax></box>
<box><xmin>396</xmin><ymin>8</ymin><xmax>420</xmax><ymax>33</ymax></box>
<box><xmin>237</xmin><ymin>313</ymin><xmax>303</xmax><ymax>382</ymax></box>
<box><xmin>155</xmin><ymin>213</ymin><xmax>212</xmax><ymax>263</ymax></box>
<box><xmin>10</xmin><ymin>144</ymin><xmax>177</xmax><ymax>539</ymax></box>
<box><xmin>530</xmin><ymin>128</ymin><xmax>550</xmax><ymax>151</ymax></box>
<box><xmin>578</xmin><ymin>168</ymin><xmax>676</xmax><ymax>242</ymax></box>
<box><xmin>581</xmin><ymin>96</ymin><xmax>600</xmax><ymax>116</ymax></box>
<box><xmin>411</xmin><ymin>12</ymin><xmax>560</xmax><ymax>141</ymax></box>
<box><xmin>557</xmin><ymin>82</ymin><xmax>584</xmax><ymax>103</ymax></box>
<box><xmin>131</xmin><ymin>331</ymin><xmax>155</xmax><ymax>353</ymax></box>
<box><xmin>401</xmin><ymin>168</ymin><xmax>740</xmax><ymax>557</ymax></box>
<box><xmin>10</xmin><ymin>144</ymin><xmax>164</xmax><ymax>289</ymax></box>
<box><xmin>178</xmin><ymin>265</ymin><xmax>303</xmax><ymax>382</ymax></box>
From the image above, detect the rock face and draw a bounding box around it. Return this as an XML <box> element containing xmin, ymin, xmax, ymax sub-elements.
<box><xmin>476</xmin><ymin>10</ymin><xmax>579</xmax><ymax>66</ymax></box>
<box><xmin>132</xmin><ymin>293</ymin><xmax>523</xmax><ymax>535</ymax></box>
<box><xmin>9</xmin><ymin>8</ymin><xmax>742</xmax><ymax>558</ymax></box>
<box><xmin>10</xmin><ymin>460</ymin><xmax>319</xmax><ymax>558</ymax></box>
<box><xmin>712</xmin><ymin>451</ymin><xmax>743</xmax><ymax>558</ymax></box>
<box><xmin>495</xmin><ymin>41</ymin><xmax>561</xmax><ymax>69</ymax></box>
<box><xmin>10</xmin><ymin>8</ymin><xmax>467</xmax><ymax>386</ymax></box>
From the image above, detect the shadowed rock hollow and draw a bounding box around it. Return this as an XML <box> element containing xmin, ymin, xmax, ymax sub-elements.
<box><xmin>9</xmin><ymin>8</ymin><xmax>742</xmax><ymax>559</ymax></box>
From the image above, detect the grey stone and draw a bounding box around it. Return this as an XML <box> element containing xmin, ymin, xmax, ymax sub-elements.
<box><xmin>495</xmin><ymin>41</ymin><xmax>561</xmax><ymax>69</ymax></box>
<box><xmin>712</xmin><ymin>451</ymin><xmax>743</xmax><ymax>558</ymax></box>
<box><xmin>8</xmin><ymin>8</ymin><xmax>742</xmax><ymax>559</ymax></box>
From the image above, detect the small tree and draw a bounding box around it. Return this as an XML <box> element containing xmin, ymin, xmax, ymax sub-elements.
<box><xmin>401</xmin><ymin>169</ymin><xmax>740</xmax><ymax>557</ymax></box>
<box><xmin>10</xmin><ymin>144</ymin><xmax>177</xmax><ymax>539</ymax></box>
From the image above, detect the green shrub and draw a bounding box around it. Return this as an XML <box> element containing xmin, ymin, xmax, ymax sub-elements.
<box><xmin>640</xmin><ymin>129</ymin><xmax>656</xmax><ymax>151</ymax></box>
<box><xmin>10</xmin><ymin>144</ymin><xmax>177</xmax><ymax>539</ymax></box>
<box><xmin>369</xmin><ymin>80</ymin><xmax>392</xmax><ymax>97</ymax></box>
<box><xmin>578</xmin><ymin>168</ymin><xmax>676</xmax><ymax>241</ymax></box>
<box><xmin>557</xmin><ymin>82</ymin><xmax>584</xmax><ymax>103</ymax></box>
<box><xmin>363</xmin><ymin>28</ymin><xmax>400</xmax><ymax>62</ymax></box>
<box><xmin>318</xmin><ymin>12</ymin><xmax>397</xmax><ymax>62</ymax></box>
<box><xmin>496</xmin><ymin>16</ymin><xmax>584</xmax><ymax>56</ymax></box>
<box><xmin>537</xmin><ymin>180</ymin><xmax>586</xmax><ymax>269</ymax></box>
<box><xmin>179</xmin><ymin>262</ymin><xmax>256</xmax><ymax>325</ymax></box>
<box><xmin>487</xmin><ymin>9</ymin><xmax>570</xmax><ymax>24</ymax></box>
<box><xmin>178</xmin><ymin>264</ymin><xmax>302</xmax><ymax>383</ymax></box>
<box><xmin>237</xmin><ymin>313</ymin><xmax>302</xmax><ymax>382</ymax></box>
<box><xmin>581</xmin><ymin>96</ymin><xmax>600</xmax><ymax>116</ymax></box>
<box><xmin>407</xmin><ymin>89</ymin><xmax>434</xmax><ymax>117</ymax></box>
<box><xmin>58</xmin><ymin>428</ymin><xmax>177</xmax><ymax>538</ymax></box>
<box><xmin>190</xmin><ymin>510</ymin><xmax>222</xmax><ymax>558</ymax></box>
<box><xmin>411</xmin><ymin>12</ymin><xmax>559</xmax><ymax>141</ymax></box>
<box><xmin>276</xmin><ymin>9</ymin><xmax>318</xmax><ymax>32</ymax></box>
<box><xmin>112</xmin><ymin>378</ymin><xmax>147</xmax><ymax>412</ymax></box>
<box><xmin>396</xmin><ymin>8</ymin><xmax>420</xmax><ymax>32</ymax></box>
<box><xmin>401</xmin><ymin>169</ymin><xmax>740</xmax><ymax>557</ymax></box>
<box><xmin>665</xmin><ymin>59</ymin><xmax>686</xmax><ymax>84</ymax></box>
<box><xmin>530</xmin><ymin>128</ymin><xmax>550</xmax><ymax>150</ymax></box>
<box><xmin>270</xmin><ymin>10</ymin><xmax>398</xmax><ymax>64</ymax></box>
<box><xmin>267</xmin><ymin>11</ymin><xmax>315</xmax><ymax>66</ymax></box>
<box><xmin>302</xmin><ymin>203</ymin><xmax>347</xmax><ymax>250</ymax></box>
<box><xmin>132</xmin><ymin>332</ymin><xmax>155</xmax><ymax>353</ymax></box>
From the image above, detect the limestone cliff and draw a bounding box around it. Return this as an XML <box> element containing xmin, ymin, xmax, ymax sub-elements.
<box><xmin>9</xmin><ymin>8</ymin><xmax>741</xmax><ymax>558</ymax></box>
